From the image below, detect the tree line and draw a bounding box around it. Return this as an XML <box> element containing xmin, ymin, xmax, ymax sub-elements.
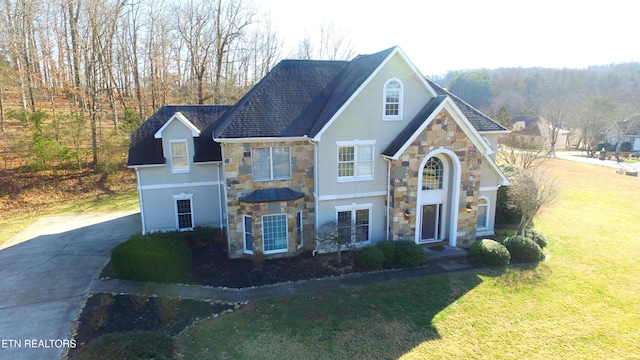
<box><xmin>0</xmin><ymin>0</ymin><xmax>353</xmax><ymax>172</ymax></box>
<box><xmin>434</xmin><ymin>63</ymin><xmax>640</xmax><ymax>155</ymax></box>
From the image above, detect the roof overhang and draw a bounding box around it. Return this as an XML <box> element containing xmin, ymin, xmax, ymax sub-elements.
<box><xmin>214</xmin><ymin>136</ymin><xmax>309</xmax><ymax>143</ymax></box>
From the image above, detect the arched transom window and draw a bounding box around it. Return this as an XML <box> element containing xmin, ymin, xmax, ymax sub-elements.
<box><xmin>422</xmin><ymin>157</ymin><xmax>443</xmax><ymax>190</ymax></box>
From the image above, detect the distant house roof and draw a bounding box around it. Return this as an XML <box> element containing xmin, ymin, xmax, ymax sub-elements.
<box><xmin>127</xmin><ymin>105</ymin><xmax>230</xmax><ymax>166</ymax></box>
<box><xmin>511</xmin><ymin>115</ymin><xmax>568</xmax><ymax>137</ymax></box>
<box><xmin>612</xmin><ymin>115</ymin><xmax>640</xmax><ymax>136</ymax></box>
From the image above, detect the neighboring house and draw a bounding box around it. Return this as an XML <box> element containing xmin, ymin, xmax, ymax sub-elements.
<box><xmin>128</xmin><ymin>46</ymin><xmax>510</xmax><ymax>259</ymax></box>
<box><xmin>511</xmin><ymin>115</ymin><xmax>569</xmax><ymax>150</ymax></box>
<box><xmin>604</xmin><ymin>115</ymin><xmax>640</xmax><ymax>152</ymax></box>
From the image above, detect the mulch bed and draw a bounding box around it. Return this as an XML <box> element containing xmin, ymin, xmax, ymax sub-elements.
<box><xmin>71</xmin><ymin>234</ymin><xmax>370</xmax><ymax>358</ymax></box>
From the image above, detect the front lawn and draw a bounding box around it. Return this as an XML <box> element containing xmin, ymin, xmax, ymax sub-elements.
<box><xmin>175</xmin><ymin>158</ymin><xmax>640</xmax><ymax>359</ymax></box>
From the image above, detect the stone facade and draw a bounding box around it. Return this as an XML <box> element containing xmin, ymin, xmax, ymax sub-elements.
<box><xmin>223</xmin><ymin>140</ymin><xmax>315</xmax><ymax>258</ymax></box>
<box><xmin>388</xmin><ymin>109</ymin><xmax>483</xmax><ymax>247</ymax></box>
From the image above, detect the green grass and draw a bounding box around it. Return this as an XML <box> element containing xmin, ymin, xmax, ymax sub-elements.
<box><xmin>175</xmin><ymin>159</ymin><xmax>640</xmax><ymax>359</ymax></box>
<box><xmin>0</xmin><ymin>190</ymin><xmax>138</xmax><ymax>244</ymax></box>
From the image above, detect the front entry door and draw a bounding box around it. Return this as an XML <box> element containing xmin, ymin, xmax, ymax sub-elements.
<box><xmin>421</xmin><ymin>204</ymin><xmax>442</xmax><ymax>243</ymax></box>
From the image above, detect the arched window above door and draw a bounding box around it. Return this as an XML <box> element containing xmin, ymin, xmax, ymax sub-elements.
<box><xmin>422</xmin><ymin>157</ymin><xmax>443</xmax><ymax>190</ymax></box>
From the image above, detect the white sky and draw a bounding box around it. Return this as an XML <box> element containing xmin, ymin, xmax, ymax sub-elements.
<box><xmin>256</xmin><ymin>0</ymin><xmax>640</xmax><ymax>75</ymax></box>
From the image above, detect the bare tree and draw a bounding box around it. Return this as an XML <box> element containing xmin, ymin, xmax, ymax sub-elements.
<box><xmin>318</xmin><ymin>20</ymin><xmax>354</xmax><ymax>60</ymax></box>
<box><xmin>508</xmin><ymin>169</ymin><xmax>559</xmax><ymax>234</ymax></box>
<box><xmin>499</xmin><ymin>133</ymin><xmax>548</xmax><ymax>171</ymax></box>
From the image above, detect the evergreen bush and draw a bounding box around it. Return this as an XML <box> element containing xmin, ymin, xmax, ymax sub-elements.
<box><xmin>111</xmin><ymin>234</ymin><xmax>191</xmax><ymax>283</ymax></box>
<box><xmin>356</xmin><ymin>246</ymin><xmax>385</xmax><ymax>270</ymax></box>
<box><xmin>394</xmin><ymin>240</ymin><xmax>425</xmax><ymax>267</ymax></box>
<box><xmin>375</xmin><ymin>241</ymin><xmax>398</xmax><ymax>266</ymax></box>
<box><xmin>504</xmin><ymin>235</ymin><xmax>543</xmax><ymax>262</ymax></box>
<box><xmin>469</xmin><ymin>239</ymin><xmax>510</xmax><ymax>266</ymax></box>
<box><xmin>523</xmin><ymin>229</ymin><xmax>548</xmax><ymax>249</ymax></box>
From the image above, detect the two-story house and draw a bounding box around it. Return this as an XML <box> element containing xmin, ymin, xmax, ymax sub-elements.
<box><xmin>128</xmin><ymin>46</ymin><xmax>509</xmax><ymax>259</ymax></box>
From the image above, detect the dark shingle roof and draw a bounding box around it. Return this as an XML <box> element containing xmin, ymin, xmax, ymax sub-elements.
<box><xmin>382</xmin><ymin>96</ymin><xmax>448</xmax><ymax>157</ymax></box>
<box><xmin>426</xmin><ymin>79</ymin><xmax>507</xmax><ymax>132</ymax></box>
<box><xmin>239</xmin><ymin>188</ymin><xmax>304</xmax><ymax>203</ymax></box>
<box><xmin>127</xmin><ymin>105</ymin><xmax>230</xmax><ymax>166</ymax></box>
<box><xmin>214</xmin><ymin>47</ymin><xmax>396</xmax><ymax>138</ymax></box>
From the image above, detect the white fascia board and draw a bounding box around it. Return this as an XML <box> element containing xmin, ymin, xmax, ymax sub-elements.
<box><xmin>154</xmin><ymin>112</ymin><xmax>201</xmax><ymax>139</ymax></box>
<box><xmin>128</xmin><ymin>163</ymin><xmax>165</xmax><ymax>169</ymax></box>
<box><xmin>313</xmin><ymin>46</ymin><xmax>437</xmax><ymax>141</ymax></box>
<box><xmin>479</xmin><ymin>130</ymin><xmax>511</xmax><ymax>135</ymax></box>
<box><xmin>214</xmin><ymin>136</ymin><xmax>308</xmax><ymax>143</ymax></box>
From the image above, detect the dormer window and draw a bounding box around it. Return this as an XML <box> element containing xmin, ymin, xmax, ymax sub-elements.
<box><xmin>383</xmin><ymin>79</ymin><xmax>403</xmax><ymax>120</ymax></box>
<box><xmin>170</xmin><ymin>140</ymin><xmax>189</xmax><ymax>173</ymax></box>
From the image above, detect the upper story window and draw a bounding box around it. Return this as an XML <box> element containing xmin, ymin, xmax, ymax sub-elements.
<box><xmin>422</xmin><ymin>157</ymin><xmax>443</xmax><ymax>190</ymax></box>
<box><xmin>337</xmin><ymin>140</ymin><xmax>375</xmax><ymax>182</ymax></box>
<box><xmin>383</xmin><ymin>79</ymin><xmax>403</xmax><ymax>120</ymax></box>
<box><xmin>170</xmin><ymin>140</ymin><xmax>189</xmax><ymax>173</ymax></box>
<box><xmin>252</xmin><ymin>146</ymin><xmax>291</xmax><ymax>181</ymax></box>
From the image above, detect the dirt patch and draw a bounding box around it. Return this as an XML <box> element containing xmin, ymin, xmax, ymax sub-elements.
<box><xmin>68</xmin><ymin>293</ymin><xmax>234</xmax><ymax>359</ymax></box>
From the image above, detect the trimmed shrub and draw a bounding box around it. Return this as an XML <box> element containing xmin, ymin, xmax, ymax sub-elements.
<box><xmin>504</xmin><ymin>235</ymin><xmax>543</xmax><ymax>262</ymax></box>
<box><xmin>111</xmin><ymin>234</ymin><xmax>192</xmax><ymax>283</ymax></box>
<box><xmin>394</xmin><ymin>240</ymin><xmax>426</xmax><ymax>267</ymax></box>
<box><xmin>523</xmin><ymin>229</ymin><xmax>548</xmax><ymax>249</ymax></box>
<box><xmin>469</xmin><ymin>239</ymin><xmax>510</xmax><ymax>267</ymax></box>
<box><xmin>356</xmin><ymin>246</ymin><xmax>385</xmax><ymax>270</ymax></box>
<box><xmin>375</xmin><ymin>241</ymin><xmax>398</xmax><ymax>266</ymax></box>
<box><xmin>72</xmin><ymin>331</ymin><xmax>174</xmax><ymax>360</ymax></box>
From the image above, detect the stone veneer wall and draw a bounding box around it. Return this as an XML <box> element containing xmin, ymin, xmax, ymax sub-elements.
<box><xmin>388</xmin><ymin>109</ymin><xmax>483</xmax><ymax>247</ymax></box>
<box><xmin>223</xmin><ymin>140</ymin><xmax>315</xmax><ymax>258</ymax></box>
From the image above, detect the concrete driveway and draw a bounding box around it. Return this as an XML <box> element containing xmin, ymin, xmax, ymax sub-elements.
<box><xmin>0</xmin><ymin>210</ymin><xmax>140</xmax><ymax>360</ymax></box>
<box><xmin>556</xmin><ymin>151</ymin><xmax>640</xmax><ymax>172</ymax></box>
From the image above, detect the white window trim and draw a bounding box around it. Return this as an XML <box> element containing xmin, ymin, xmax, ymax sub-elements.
<box><xmin>169</xmin><ymin>139</ymin><xmax>190</xmax><ymax>174</ymax></box>
<box><xmin>476</xmin><ymin>195</ymin><xmax>490</xmax><ymax>231</ymax></box>
<box><xmin>335</xmin><ymin>202</ymin><xmax>373</xmax><ymax>244</ymax></box>
<box><xmin>251</xmin><ymin>146</ymin><xmax>291</xmax><ymax>181</ymax></box>
<box><xmin>243</xmin><ymin>215</ymin><xmax>253</xmax><ymax>254</ymax></box>
<box><xmin>296</xmin><ymin>210</ymin><xmax>303</xmax><ymax>249</ymax></box>
<box><xmin>261</xmin><ymin>213</ymin><xmax>288</xmax><ymax>254</ymax></box>
<box><xmin>336</xmin><ymin>140</ymin><xmax>375</xmax><ymax>182</ymax></box>
<box><xmin>382</xmin><ymin>78</ymin><xmax>403</xmax><ymax>121</ymax></box>
<box><xmin>173</xmin><ymin>193</ymin><xmax>194</xmax><ymax>230</ymax></box>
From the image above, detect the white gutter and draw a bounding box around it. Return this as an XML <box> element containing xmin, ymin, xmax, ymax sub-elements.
<box><xmin>135</xmin><ymin>167</ymin><xmax>146</xmax><ymax>234</ymax></box>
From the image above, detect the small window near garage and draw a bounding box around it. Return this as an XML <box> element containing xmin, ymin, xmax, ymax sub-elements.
<box><xmin>173</xmin><ymin>194</ymin><xmax>194</xmax><ymax>230</ymax></box>
<box><xmin>262</xmin><ymin>214</ymin><xmax>288</xmax><ymax>253</ymax></box>
<box><xmin>170</xmin><ymin>140</ymin><xmax>189</xmax><ymax>173</ymax></box>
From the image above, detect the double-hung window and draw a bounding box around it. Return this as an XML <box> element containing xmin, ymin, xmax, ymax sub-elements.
<box><xmin>262</xmin><ymin>214</ymin><xmax>288</xmax><ymax>253</ymax></box>
<box><xmin>336</xmin><ymin>203</ymin><xmax>371</xmax><ymax>243</ymax></box>
<box><xmin>383</xmin><ymin>79</ymin><xmax>403</xmax><ymax>120</ymax></box>
<box><xmin>170</xmin><ymin>140</ymin><xmax>189</xmax><ymax>173</ymax></box>
<box><xmin>173</xmin><ymin>194</ymin><xmax>194</xmax><ymax>230</ymax></box>
<box><xmin>252</xmin><ymin>147</ymin><xmax>291</xmax><ymax>181</ymax></box>
<box><xmin>337</xmin><ymin>140</ymin><xmax>374</xmax><ymax>181</ymax></box>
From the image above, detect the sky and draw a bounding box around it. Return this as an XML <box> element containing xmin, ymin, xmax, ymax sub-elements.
<box><xmin>256</xmin><ymin>0</ymin><xmax>640</xmax><ymax>75</ymax></box>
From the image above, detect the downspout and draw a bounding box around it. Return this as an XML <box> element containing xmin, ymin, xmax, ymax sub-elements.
<box><xmin>218</xmin><ymin>138</ymin><xmax>232</xmax><ymax>256</ymax></box>
<box><xmin>307</xmin><ymin>136</ymin><xmax>320</xmax><ymax>256</ymax></box>
<box><xmin>135</xmin><ymin>167</ymin><xmax>146</xmax><ymax>234</ymax></box>
<box><xmin>217</xmin><ymin>163</ymin><xmax>224</xmax><ymax>229</ymax></box>
<box><xmin>385</xmin><ymin>157</ymin><xmax>391</xmax><ymax>241</ymax></box>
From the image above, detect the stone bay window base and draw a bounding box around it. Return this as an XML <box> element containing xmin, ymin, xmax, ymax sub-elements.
<box><xmin>227</xmin><ymin>188</ymin><xmax>310</xmax><ymax>259</ymax></box>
